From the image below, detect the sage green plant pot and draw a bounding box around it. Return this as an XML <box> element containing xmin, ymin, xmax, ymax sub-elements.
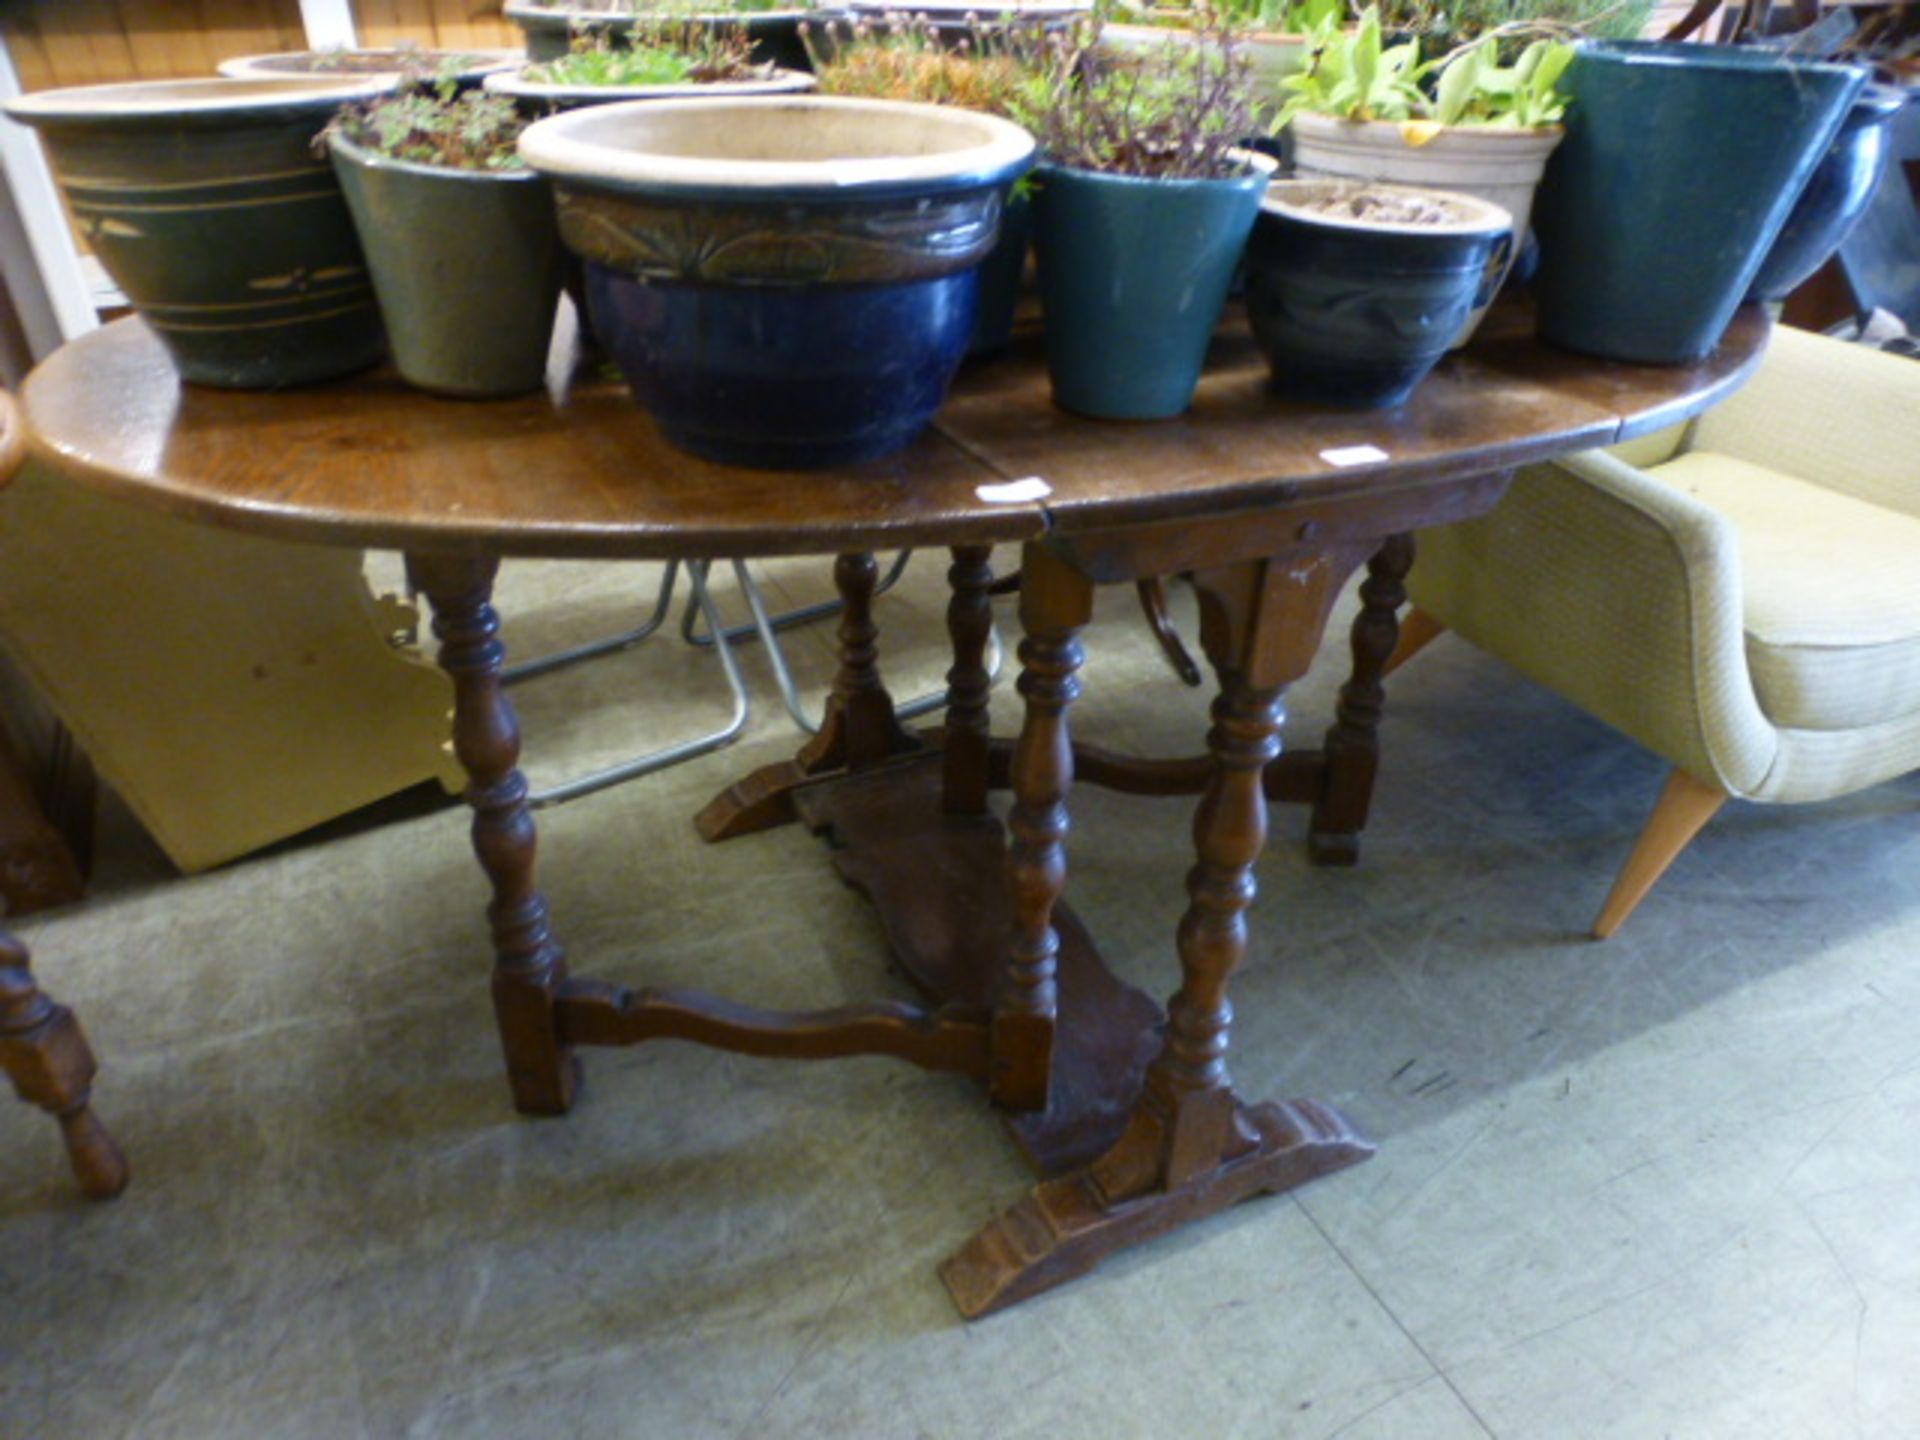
<box><xmin>4</xmin><ymin>77</ymin><xmax>390</xmax><ymax>389</ymax></box>
<box><xmin>329</xmin><ymin>135</ymin><xmax>564</xmax><ymax>398</ymax></box>
<box><xmin>1031</xmin><ymin>152</ymin><xmax>1276</xmax><ymax>420</ymax></box>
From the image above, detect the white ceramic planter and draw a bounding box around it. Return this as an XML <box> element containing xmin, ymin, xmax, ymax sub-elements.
<box><xmin>1287</xmin><ymin>111</ymin><xmax>1561</xmax><ymax>344</ymax></box>
<box><xmin>217</xmin><ymin>49</ymin><xmax>520</xmax><ymax>85</ymax></box>
<box><xmin>1101</xmin><ymin>22</ymin><xmax>1309</xmax><ymax>117</ymax></box>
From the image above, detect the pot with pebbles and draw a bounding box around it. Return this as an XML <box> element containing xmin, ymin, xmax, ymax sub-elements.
<box><xmin>517</xmin><ymin>94</ymin><xmax>1035</xmax><ymax>468</ymax></box>
<box><xmin>1244</xmin><ymin>178</ymin><xmax>1511</xmax><ymax>407</ymax></box>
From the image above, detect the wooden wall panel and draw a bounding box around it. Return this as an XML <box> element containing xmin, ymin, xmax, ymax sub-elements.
<box><xmin>1</xmin><ymin>1</ymin><xmax>308</xmax><ymax>90</ymax></box>
<box><xmin>352</xmin><ymin>0</ymin><xmax>518</xmax><ymax>48</ymax></box>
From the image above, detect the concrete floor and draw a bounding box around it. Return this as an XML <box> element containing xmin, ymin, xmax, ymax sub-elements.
<box><xmin>4</xmin><ymin>552</ymin><xmax>1917</xmax><ymax>1440</ymax></box>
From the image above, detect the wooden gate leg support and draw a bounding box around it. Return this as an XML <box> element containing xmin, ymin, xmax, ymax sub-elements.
<box><xmin>412</xmin><ymin>552</ymin><xmax>578</xmax><ymax>1117</ymax></box>
<box><xmin>989</xmin><ymin>546</ymin><xmax>1092</xmax><ymax>1112</ymax></box>
<box><xmin>944</xmin><ymin>551</ymin><xmax>1376</xmax><ymax>1319</ymax></box>
<box><xmin>0</xmin><ymin>933</ymin><xmax>127</xmax><ymax>1199</ymax></box>
<box><xmin>1309</xmin><ymin>532</ymin><xmax>1415</xmax><ymax>865</ymax></box>
<box><xmin>698</xmin><ymin>552</ymin><xmax>923</xmax><ymax>841</ymax></box>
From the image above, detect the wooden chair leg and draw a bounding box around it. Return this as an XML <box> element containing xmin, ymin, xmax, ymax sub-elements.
<box><xmin>1592</xmin><ymin>769</ymin><xmax>1728</xmax><ymax>940</ymax></box>
<box><xmin>1383</xmin><ymin>606</ymin><xmax>1447</xmax><ymax>676</ymax></box>
<box><xmin>0</xmin><ymin>933</ymin><xmax>128</xmax><ymax>1198</ymax></box>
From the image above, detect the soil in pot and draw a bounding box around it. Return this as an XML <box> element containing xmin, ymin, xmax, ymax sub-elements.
<box><xmin>1244</xmin><ymin>178</ymin><xmax>1512</xmax><ymax>408</ymax></box>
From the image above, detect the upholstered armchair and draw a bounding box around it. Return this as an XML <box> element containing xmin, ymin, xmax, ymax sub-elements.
<box><xmin>1392</xmin><ymin>325</ymin><xmax>1920</xmax><ymax>937</ymax></box>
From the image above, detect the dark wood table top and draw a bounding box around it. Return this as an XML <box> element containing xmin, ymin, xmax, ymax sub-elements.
<box><xmin>19</xmin><ymin>302</ymin><xmax>1769</xmax><ymax>559</ymax></box>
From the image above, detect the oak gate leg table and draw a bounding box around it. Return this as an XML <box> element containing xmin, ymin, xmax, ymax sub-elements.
<box><xmin>20</xmin><ymin>304</ymin><xmax>1767</xmax><ymax>1318</ymax></box>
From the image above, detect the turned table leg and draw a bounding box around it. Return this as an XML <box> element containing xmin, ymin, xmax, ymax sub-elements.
<box><xmin>0</xmin><ymin>933</ymin><xmax>127</xmax><ymax>1199</ymax></box>
<box><xmin>697</xmin><ymin>552</ymin><xmax>923</xmax><ymax>841</ymax></box>
<box><xmin>942</xmin><ymin>544</ymin><xmax>997</xmax><ymax>817</ymax></box>
<box><xmin>1310</xmin><ymin>533</ymin><xmax>1415</xmax><ymax>865</ymax></box>
<box><xmin>943</xmin><ymin>550</ymin><xmax>1376</xmax><ymax>1318</ymax></box>
<box><xmin>990</xmin><ymin>546</ymin><xmax>1092</xmax><ymax>1112</ymax></box>
<box><xmin>411</xmin><ymin>552</ymin><xmax>578</xmax><ymax>1116</ymax></box>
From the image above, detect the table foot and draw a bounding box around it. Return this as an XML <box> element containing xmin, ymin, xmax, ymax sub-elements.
<box><xmin>941</xmin><ymin>1098</ymin><xmax>1371</xmax><ymax>1319</ymax></box>
<box><xmin>0</xmin><ymin>933</ymin><xmax>129</xmax><ymax>1200</ymax></box>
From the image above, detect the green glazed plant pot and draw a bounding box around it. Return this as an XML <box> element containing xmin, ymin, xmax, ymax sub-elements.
<box><xmin>502</xmin><ymin>1</ymin><xmax>829</xmax><ymax>71</ymax></box>
<box><xmin>1031</xmin><ymin>151</ymin><xmax>1276</xmax><ymax>420</ymax></box>
<box><xmin>1530</xmin><ymin>40</ymin><xmax>1865</xmax><ymax>365</ymax></box>
<box><xmin>4</xmin><ymin>77</ymin><xmax>390</xmax><ymax>389</ymax></box>
<box><xmin>328</xmin><ymin>135</ymin><xmax>564</xmax><ymax>399</ymax></box>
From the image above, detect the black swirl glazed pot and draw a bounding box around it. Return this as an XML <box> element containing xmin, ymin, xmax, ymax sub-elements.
<box><xmin>519</xmin><ymin>96</ymin><xmax>1034</xmax><ymax>469</ymax></box>
<box><xmin>1245</xmin><ymin>179</ymin><xmax>1512</xmax><ymax>410</ymax></box>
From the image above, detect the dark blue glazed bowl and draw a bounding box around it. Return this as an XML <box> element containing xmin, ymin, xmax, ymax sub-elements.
<box><xmin>1748</xmin><ymin>83</ymin><xmax>1908</xmax><ymax>302</ymax></box>
<box><xmin>1245</xmin><ymin>180</ymin><xmax>1512</xmax><ymax>410</ymax></box>
<box><xmin>519</xmin><ymin>95</ymin><xmax>1035</xmax><ymax>469</ymax></box>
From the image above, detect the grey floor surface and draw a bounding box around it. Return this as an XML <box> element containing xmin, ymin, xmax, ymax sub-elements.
<box><xmin>3</xmin><ymin>551</ymin><xmax>1916</xmax><ymax>1440</ymax></box>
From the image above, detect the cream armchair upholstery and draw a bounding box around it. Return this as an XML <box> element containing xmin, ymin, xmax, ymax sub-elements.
<box><xmin>1394</xmin><ymin>325</ymin><xmax>1920</xmax><ymax>936</ymax></box>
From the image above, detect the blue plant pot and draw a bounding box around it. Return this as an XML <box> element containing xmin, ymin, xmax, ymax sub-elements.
<box><xmin>1245</xmin><ymin>180</ymin><xmax>1512</xmax><ymax>409</ymax></box>
<box><xmin>519</xmin><ymin>96</ymin><xmax>1034</xmax><ymax>470</ymax></box>
<box><xmin>587</xmin><ymin>264</ymin><xmax>977</xmax><ymax>466</ymax></box>
<box><xmin>1532</xmin><ymin>41</ymin><xmax>1864</xmax><ymax>364</ymax></box>
<box><xmin>969</xmin><ymin>187</ymin><xmax>1030</xmax><ymax>358</ymax></box>
<box><xmin>1032</xmin><ymin>154</ymin><xmax>1275</xmax><ymax>421</ymax></box>
<box><xmin>1748</xmin><ymin>83</ymin><xmax>1908</xmax><ymax>303</ymax></box>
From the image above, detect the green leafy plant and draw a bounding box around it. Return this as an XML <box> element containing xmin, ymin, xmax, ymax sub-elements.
<box><xmin>1276</xmin><ymin>6</ymin><xmax>1574</xmax><ymax>128</ymax></box>
<box><xmin>806</xmin><ymin>16</ymin><xmax>1039</xmax><ymax>116</ymax></box>
<box><xmin>1010</xmin><ymin>19</ymin><xmax>1262</xmax><ymax>179</ymax></box>
<box><xmin>322</xmin><ymin>78</ymin><xmax>529</xmax><ymax>170</ymax></box>
<box><xmin>524</xmin><ymin>24</ymin><xmax>769</xmax><ymax>84</ymax></box>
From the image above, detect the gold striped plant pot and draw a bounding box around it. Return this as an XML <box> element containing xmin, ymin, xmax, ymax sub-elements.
<box><xmin>5</xmin><ymin>77</ymin><xmax>391</xmax><ymax>389</ymax></box>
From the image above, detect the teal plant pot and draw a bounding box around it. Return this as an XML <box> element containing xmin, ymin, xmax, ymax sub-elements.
<box><xmin>4</xmin><ymin>77</ymin><xmax>390</xmax><ymax>388</ymax></box>
<box><xmin>329</xmin><ymin>135</ymin><xmax>564</xmax><ymax>398</ymax></box>
<box><xmin>1031</xmin><ymin>153</ymin><xmax>1275</xmax><ymax>420</ymax></box>
<box><xmin>1531</xmin><ymin>41</ymin><xmax>1864</xmax><ymax>364</ymax></box>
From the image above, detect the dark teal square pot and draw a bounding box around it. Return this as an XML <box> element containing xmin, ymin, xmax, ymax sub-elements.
<box><xmin>1031</xmin><ymin>159</ymin><xmax>1272</xmax><ymax>420</ymax></box>
<box><xmin>587</xmin><ymin>266</ymin><xmax>978</xmax><ymax>469</ymax></box>
<box><xmin>1531</xmin><ymin>40</ymin><xmax>1864</xmax><ymax>364</ymax></box>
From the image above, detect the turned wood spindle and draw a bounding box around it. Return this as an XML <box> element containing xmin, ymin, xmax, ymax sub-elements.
<box><xmin>942</xmin><ymin>544</ymin><xmax>997</xmax><ymax>816</ymax></box>
<box><xmin>0</xmin><ymin>933</ymin><xmax>128</xmax><ymax>1199</ymax></box>
<box><xmin>1310</xmin><ymin>533</ymin><xmax>1416</xmax><ymax>864</ymax></box>
<box><xmin>412</xmin><ymin>552</ymin><xmax>577</xmax><ymax>1116</ymax></box>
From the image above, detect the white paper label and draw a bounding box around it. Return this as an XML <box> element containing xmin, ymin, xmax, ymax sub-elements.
<box><xmin>976</xmin><ymin>476</ymin><xmax>1053</xmax><ymax>503</ymax></box>
<box><xmin>1319</xmin><ymin>445</ymin><xmax>1390</xmax><ymax>467</ymax></box>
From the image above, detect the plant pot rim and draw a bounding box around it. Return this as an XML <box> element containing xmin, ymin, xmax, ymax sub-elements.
<box><xmin>1102</xmin><ymin>20</ymin><xmax>1308</xmax><ymax>43</ymax></box>
<box><xmin>1037</xmin><ymin>147</ymin><xmax>1277</xmax><ymax>190</ymax></box>
<box><xmin>327</xmin><ymin>130</ymin><xmax>550</xmax><ymax>184</ymax></box>
<box><xmin>519</xmin><ymin>94</ymin><xmax>1034</xmax><ymax>198</ymax></box>
<box><xmin>1287</xmin><ymin>110</ymin><xmax>1563</xmax><ymax>143</ymax></box>
<box><xmin>503</xmin><ymin>1</ymin><xmax>821</xmax><ymax>18</ymax></box>
<box><xmin>845</xmin><ymin>0</ymin><xmax>1086</xmax><ymax>12</ymax></box>
<box><xmin>1263</xmin><ymin>177</ymin><xmax>1512</xmax><ymax>235</ymax></box>
<box><xmin>486</xmin><ymin>66</ymin><xmax>818</xmax><ymax>103</ymax></box>
<box><xmin>216</xmin><ymin>48</ymin><xmax>522</xmax><ymax>81</ymax></box>
<box><xmin>1576</xmin><ymin>37</ymin><xmax>1866</xmax><ymax>84</ymax></box>
<box><xmin>4</xmin><ymin>75</ymin><xmax>391</xmax><ymax>127</ymax></box>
